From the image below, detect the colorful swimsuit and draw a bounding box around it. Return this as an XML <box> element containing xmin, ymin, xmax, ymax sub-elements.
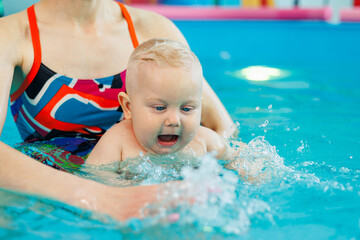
<box><xmin>10</xmin><ymin>3</ymin><xmax>139</xmax><ymax>170</ymax></box>
<box><xmin>10</xmin><ymin>2</ymin><xmax>138</xmax><ymax>142</ymax></box>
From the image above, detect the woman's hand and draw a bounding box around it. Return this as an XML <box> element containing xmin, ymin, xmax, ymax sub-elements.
<box><xmin>78</xmin><ymin>183</ymin><xmax>160</xmax><ymax>221</ymax></box>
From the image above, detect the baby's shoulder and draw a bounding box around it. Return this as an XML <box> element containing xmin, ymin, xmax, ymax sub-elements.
<box><xmin>87</xmin><ymin>120</ymin><xmax>136</xmax><ymax>164</ymax></box>
<box><xmin>105</xmin><ymin>119</ymin><xmax>133</xmax><ymax>139</ymax></box>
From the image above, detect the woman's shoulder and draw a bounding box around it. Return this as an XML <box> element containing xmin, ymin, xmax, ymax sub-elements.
<box><xmin>0</xmin><ymin>10</ymin><xmax>30</xmax><ymax>49</ymax></box>
<box><xmin>0</xmin><ymin>10</ymin><xmax>29</xmax><ymax>38</ymax></box>
<box><xmin>125</xmin><ymin>5</ymin><xmax>187</xmax><ymax>44</ymax></box>
<box><xmin>0</xmin><ymin>10</ymin><xmax>30</xmax><ymax>64</ymax></box>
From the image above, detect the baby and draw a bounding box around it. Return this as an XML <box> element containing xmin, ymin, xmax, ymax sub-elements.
<box><xmin>86</xmin><ymin>39</ymin><xmax>234</xmax><ymax>164</ymax></box>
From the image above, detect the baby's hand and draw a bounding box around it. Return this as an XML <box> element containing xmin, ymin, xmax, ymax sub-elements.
<box><xmin>226</xmin><ymin>158</ymin><xmax>265</xmax><ymax>183</ymax></box>
<box><xmin>225</xmin><ymin>141</ymin><xmax>269</xmax><ymax>183</ymax></box>
<box><xmin>231</xmin><ymin>140</ymin><xmax>247</xmax><ymax>156</ymax></box>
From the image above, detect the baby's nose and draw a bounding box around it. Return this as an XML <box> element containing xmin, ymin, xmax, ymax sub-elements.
<box><xmin>164</xmin><ymin>112</ymin><xmax>180</xmax><ymax>127</ymax></box>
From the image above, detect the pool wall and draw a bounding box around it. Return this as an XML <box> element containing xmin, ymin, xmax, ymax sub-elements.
<box><xmin>132</xmin><ymin>4</ymin><xmax>360</xmax><ymax>22</ymax></box>
<box><xmin>132</xmin><ymin>4</ymin><xmax>332</xmax><ymax>20</ymax></box>
<box><xmin>2</xmin><ymin>0</ymin><xmax>360</xmax><ymax>22</ymax></box>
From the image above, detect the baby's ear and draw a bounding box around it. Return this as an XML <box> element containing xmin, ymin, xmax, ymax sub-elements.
<box><xmin>118</xmin><ymin>92</ymin><xmax>132</xmax><ymax>119</ymax></box>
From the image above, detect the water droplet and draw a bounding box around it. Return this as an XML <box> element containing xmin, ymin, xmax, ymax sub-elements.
<box><xmin>259</xmin><ymin>120</ymin><xmax>269</xmax><ymax>128</ymax></box>
<box><xmin>203</xmin><ymin>226</ymin><xmax>213</xmax><ymax>232</ymax></box>
<box><xmin>293</xmin><ymin>127</ymin><xmax>300</xmax><ymax>131</ymax></box>
<box><xmin>297</xmin><ymin>141</ymin><xmax>305</xmax><ymax>153</ymax></box>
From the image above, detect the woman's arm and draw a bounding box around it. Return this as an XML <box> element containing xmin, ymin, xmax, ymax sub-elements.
<box><xmin>0</xmin><ymin>14</ymin><xmax>159</xmax><ymax>221</ymax></box>
<box><xmin>0</xmin><ymin>141</ymin><xmax>159</xmax><ymax>220</ymax></box>
<box><xmin>0</xmin><ymin>15</ymin><xmax>21</xmax><ymax>135</ymax></box>
<box><xmin>201</xmin><ymin>80</ymin><xmax>235</xmax><ymax>138</ymax></box>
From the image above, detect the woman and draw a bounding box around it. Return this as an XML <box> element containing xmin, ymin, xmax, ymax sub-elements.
<box><xmin>0</xmin><ymin>0</ymin><xmax>234</xmax><ymax>220</ymax></box>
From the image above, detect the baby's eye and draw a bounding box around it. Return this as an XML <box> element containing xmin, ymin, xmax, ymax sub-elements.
<box><xmin>154</xmin><ymin>106</ymin><xmax>166</xmax><ymax>111</ymax></box>
<box><xmin>181</xmin><ymin>106</ymin><xmax>193</xmax><ymax>112</ymax></box>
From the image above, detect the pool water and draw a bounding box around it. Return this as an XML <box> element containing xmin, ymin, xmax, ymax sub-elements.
<box><xmin>1</xmin><ymin>20</ymin><xmax>360</xmax><ymax>239</ymax></box>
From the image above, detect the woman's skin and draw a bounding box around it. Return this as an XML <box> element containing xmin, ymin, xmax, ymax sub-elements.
<box><xmin>0</xmin><ymin>0</ymin><xmax>234</xmax><ymax>220</ymax></box>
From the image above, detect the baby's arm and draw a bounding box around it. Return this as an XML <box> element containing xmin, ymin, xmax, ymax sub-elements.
<box><xmin>86</xmin><ymin>122</ymin><xmax>126</xmax><ymax>165</ymax></box>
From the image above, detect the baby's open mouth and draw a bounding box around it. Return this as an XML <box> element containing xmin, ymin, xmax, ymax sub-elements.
<box><xmin>158</xmin><ymin>135</ymin><xmax>179</xmax><ymax>146</ymax></box>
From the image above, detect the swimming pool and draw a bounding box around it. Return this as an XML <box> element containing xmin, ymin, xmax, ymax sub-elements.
<box><xmin>1</xmin><ymin>20</ymin><xmax>360</xmax><ymax>239</ymax></box>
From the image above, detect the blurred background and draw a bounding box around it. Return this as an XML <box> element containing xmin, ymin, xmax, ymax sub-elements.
<box><xmin>124</xmin><ymin>0</ymin><xmax>354</xmax><ymax>8</ymax></box>
<box><xmin>0</xmin><ymin>0</ymin><xmax>357</xmax><ymax>17</ymax></box>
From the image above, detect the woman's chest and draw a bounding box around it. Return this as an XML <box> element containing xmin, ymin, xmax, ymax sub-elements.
<box><xmin>23</xmin><ymin>23</ymin><xmax>135</xmax><ymax>79</ymax></box>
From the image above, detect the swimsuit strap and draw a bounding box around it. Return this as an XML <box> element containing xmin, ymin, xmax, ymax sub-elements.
<box><xmin>10</xmin><ymin>3</ymin><xmax>139</xmax><ymax>102</ymax></box>
<box><xmin>10</xmin><ymin>5</ymin><xmax>41</xmax><ymax>102</ymax></box>
<box><xmin>117</xmin><ymin>2</ymin><xmax>139</xmax><ymax>48</ymax></box>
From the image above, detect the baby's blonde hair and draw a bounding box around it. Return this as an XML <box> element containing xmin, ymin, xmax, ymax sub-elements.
<box><xmin>128</xmin><ymin>38</ymin><xmax>201</xmax><ymax>70</ymax></box>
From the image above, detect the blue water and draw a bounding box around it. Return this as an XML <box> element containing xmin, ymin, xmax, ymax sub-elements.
<box><xmin>1</xmin><ymin>21</ymin><xmax>360</xmax><ymax>239</ymax></box>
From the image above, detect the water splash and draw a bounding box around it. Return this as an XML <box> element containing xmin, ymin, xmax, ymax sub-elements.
<box><xmin>79</xmin><ymin>136</ymin><xmax>286</xmax><ymax>235</ymax></box>
<box><xmin>79</xmin><ymin>152</ymin><xmax>200</xmax><ymax>187</ymax></box>
<box><xmin>4</xmin><ymin>134</ymin><xmax>360</xmax><ymax>239</ymax></box>
<box><xmin>227</xmin><ymin>136</ymin><xmax>287</xmax><ymax>182</ymax></box>
<box><xmin>141</xmin><ymin>154</ymin><xmax>274</xmax><ymax>235</ymax></box>
<box><xmin>79</xmin><ymin>135</ymin><xmax>360</xmax><ymax>237</ymax></box>
<box><xmin>132</xmin><ymin>136</ymin><xmax>288</xmax><ymax>235</ymax></box>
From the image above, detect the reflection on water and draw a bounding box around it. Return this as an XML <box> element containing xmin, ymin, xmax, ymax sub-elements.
<box><xmin>232</xmin><ymin>66</ymin><xmax>288</xmax><ymax>82</ymax></box>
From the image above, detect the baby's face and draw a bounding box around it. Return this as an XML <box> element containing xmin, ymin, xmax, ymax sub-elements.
<box><xmin>129</xmin><ymin>63</ymin><xmax>202</xmax><ymax>155</ymax></box>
